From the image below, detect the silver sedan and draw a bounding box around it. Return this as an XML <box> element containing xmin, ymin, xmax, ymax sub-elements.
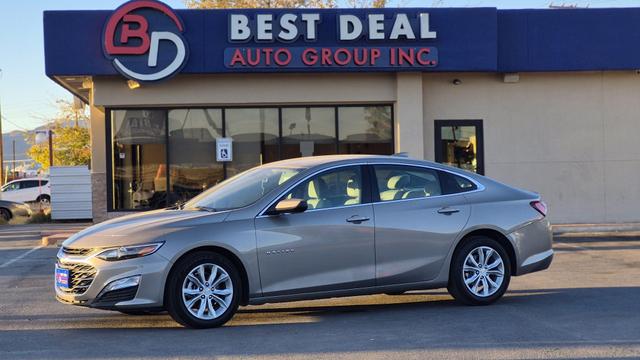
<box><xmin>55</xmin><ymin>155</ymin><xmax>553</xmax><ymax>328</ymax></box>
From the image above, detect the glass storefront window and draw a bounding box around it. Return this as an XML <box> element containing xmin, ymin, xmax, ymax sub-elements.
<box><xmin>109</xmin><ymin>105</ymin><xmax>394</xmax><ymax>211</ymax></box>
<box><xmin>168</xmin><ymin>109</ymin><xmax>224</xmax><ymax>205</ymax></box>
<box><xmin>111</xmin><ymin>110</ymin><xmax>167</xmax><ymax>210</ymax></box>
<box><xmin>225</xmin><ymin>108</ymin><xmax>279</xmax><ymax>177</ymax></box>
<box><xmin>338</xmin><ymin>106</ymin><xmax>393</xmax><ymax>155</ymax></box>
<box><xmin>434</xmin><ymin>120</ymin><xmax>484</xmax><ymax>175</ymax></box>
<box><xmin>281</xmin><ymin>107</ymin><xmax>336</xmax><ymax>159</ymax></box>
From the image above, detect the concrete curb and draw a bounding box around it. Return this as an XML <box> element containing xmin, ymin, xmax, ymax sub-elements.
<box><xmin>41</xmin><ymin>233</ymin><xmax>74</xmax><ymax>247</ymax></box>
<box><xmin>553</xmin><ymin>223</ymin><xmax>640</xmax><ymax>235</ymax></box>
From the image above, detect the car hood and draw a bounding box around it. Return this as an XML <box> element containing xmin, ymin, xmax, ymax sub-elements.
<box><xmin>62</xmin><ymin>209</ymin><xmax>230</xmax><ymax>249</ymax></box>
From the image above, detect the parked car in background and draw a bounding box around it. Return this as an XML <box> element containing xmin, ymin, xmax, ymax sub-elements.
<box><xmin>0</xmin><ymin>178</ymin><xmax>50</xmax><ymax>204</ymax></box>
<box><xmin>0</xmin><ymin>199</ymin><xmax>32</xmax><ymax>222</ymax></box>
<box><xmin>56</xmin><ymin>155</ymin><xmax>553</xmax><ymax>328</ymax></box>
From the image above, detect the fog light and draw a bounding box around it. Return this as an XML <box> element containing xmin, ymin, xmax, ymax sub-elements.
<box><xmin>104</xmin><ymin>275</ymin><xmax>141</xmax><ymax>292</ymax></box>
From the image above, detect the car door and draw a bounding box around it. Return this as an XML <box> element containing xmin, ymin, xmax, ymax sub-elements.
<box><xmin>21</xmin><ymin>180</ymin><xmax>39</xmax><ymax>202</ymax></box>
<box><xmin>255</xmin><ymin>165</ymin><xmax>376</xmax><ymax>296</ymax></box>
<box><xmin>371</xmin><ymin>164</ymin><xmax>472</xmax><ymax>285</ymax></box>
<box><xmin>0</xmin><ymin>181</ymin><xmax>20</xmax><ymax>202</ymax></box>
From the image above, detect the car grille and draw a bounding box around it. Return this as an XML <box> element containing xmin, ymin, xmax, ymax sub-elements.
<box><xmin>57</xmin><ymin>262</ymin><xmax>97</xmax><ymax>295</ymax></box>
<box><xmin>61</xmin><ymin>247</ymin><xmax>94</xmax><ymax>256</ymax></box>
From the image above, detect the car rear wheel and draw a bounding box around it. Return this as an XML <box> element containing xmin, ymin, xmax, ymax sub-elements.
<box><xmin>448</xmin><ymin>236</ymin><xmax>511</xmax><ymax>305</ymax></box>
<box><xmin>37</xmin><ymin>195</ymin><xmax>50</xmax><ymax>205</ymax></box>
<box><xmin>0</xmin><ymin>208</ymin><xmax>11</xmax><ymax>222</ymax></box>
<box><xmin>165</xmin><ymin>251</ymin><xmax>240</xmax><ymax>328</ymax></box>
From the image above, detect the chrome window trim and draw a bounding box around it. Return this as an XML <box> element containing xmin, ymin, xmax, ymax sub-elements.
<box><xmin>256</xmin><ymin>161</ymin><xmax>485</xmax><ymax>217</ymax></box>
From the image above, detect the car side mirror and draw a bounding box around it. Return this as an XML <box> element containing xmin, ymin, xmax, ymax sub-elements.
<box><xmin>268</xmin><ymin>198</ymin><xmax>308</xmax><ymax>215</ymax></box>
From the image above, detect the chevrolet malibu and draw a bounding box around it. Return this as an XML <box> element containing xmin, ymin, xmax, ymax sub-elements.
<box><xmin>56</xmin><ymin>155</ymin><xmax>553</xmax><ymax>328</ymax></box>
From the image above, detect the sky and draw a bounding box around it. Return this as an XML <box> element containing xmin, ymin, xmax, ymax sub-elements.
<box><xmin>1</xmin><ymin>0</ymin><xmax>640</xmax><ymax>133</ymax></box>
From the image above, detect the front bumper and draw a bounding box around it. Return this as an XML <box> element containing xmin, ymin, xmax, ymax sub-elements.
<box><xmin>55</xmin><ymin>250</ymin><xmax>169</xmax><ymax>310</ymax></box>
<box><xmin>508</xmin><ymin>218</ymin><xmax>554</xmax><ymax>276</ymax></box>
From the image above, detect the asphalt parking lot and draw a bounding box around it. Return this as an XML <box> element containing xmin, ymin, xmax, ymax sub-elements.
<box><xmin>1</xmin><ymin>226</ymin><xmax>639</xmax><ymax>359</ymax></box>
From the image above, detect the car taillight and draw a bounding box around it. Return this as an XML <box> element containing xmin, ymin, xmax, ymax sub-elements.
<box><xmin>530</xmin><ymin>200</ymin><xmax>548</xmax><ymax>217</ymax></box>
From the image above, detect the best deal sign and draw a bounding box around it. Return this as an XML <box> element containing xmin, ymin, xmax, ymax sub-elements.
<box><xmin>224</xmin><ymin>13</ymin><xmax>438</xmax><ymax>69</ymax></box>
<box><xmin>101</xmin><ymin>0</ymin><xmax>448</xmax><ymax>82</ymax></box>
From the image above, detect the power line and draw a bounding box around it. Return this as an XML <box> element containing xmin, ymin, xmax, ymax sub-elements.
<box><xmin>1</xmin><ymin>115</ymin><xmax>30</xmax><ymax>132</ymax></box>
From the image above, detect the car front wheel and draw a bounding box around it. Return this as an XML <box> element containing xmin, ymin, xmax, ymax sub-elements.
<box><xmin>165</xmin><ymin>252</ymin><xmax>240</xmax><ymax>328</ymax></box>
<box><xmin>448</xmin><ymin>236</ymin><xmax>511</xmax><ymax>305</ymax></box>
<box><xmin>0</xmin><ymin>208</ymin><xmax>11</xmax><ymax>221</ymax></box>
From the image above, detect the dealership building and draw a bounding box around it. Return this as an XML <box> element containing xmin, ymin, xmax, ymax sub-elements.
<box><xmin>44</xmin><ymin>2</ymin><xmax>640</xmax><ymax>223</ymax></box>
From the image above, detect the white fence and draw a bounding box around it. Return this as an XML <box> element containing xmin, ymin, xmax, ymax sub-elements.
<box><xmin>50</xmin><ymin>166</ymin><xmax>92</xmax><ymax>220</ymax></box>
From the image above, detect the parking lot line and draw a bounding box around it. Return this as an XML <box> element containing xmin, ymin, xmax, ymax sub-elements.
<box><xmin>0</xmin><ymin>245</ymin><xmax>44</xmax><ymax>268</ymax></box>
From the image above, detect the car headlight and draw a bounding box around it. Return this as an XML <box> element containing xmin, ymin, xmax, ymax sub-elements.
<box><xmin>96</xmin><ymin>242</ymin><xmax>164</xmax><ymax>261</ymax></box>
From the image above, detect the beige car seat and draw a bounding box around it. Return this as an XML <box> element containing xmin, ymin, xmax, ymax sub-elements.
<box><xmin>344</xmin><ymin>177</ymin><xmax>360</xmax><ymax>205</ymax></box>
<box><xmin>380</xmin><ymin>174</ymin><xmax>410</xmax><ymax>201</ymax></box>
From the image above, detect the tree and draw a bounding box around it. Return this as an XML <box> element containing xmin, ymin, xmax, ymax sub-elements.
<box><xmin>185</xmin><ymin>0</ymin><xmax>387</xmax><ymax>8</ymax></box>
<box><xmin>186</xmin><ymin>0</ymin><xmax>336</xmax><ymax>8</ymax></box>
<box><xmin>27</xmin><ymin>100</ymin><xmax>91</xmax><ymax>171</ymax></box>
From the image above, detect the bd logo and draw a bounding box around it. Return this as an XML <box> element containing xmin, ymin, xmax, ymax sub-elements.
<box><xmin>103</xmin><ymin>0</ymin><xmax>188</xmax><ymax>82</ymax></box>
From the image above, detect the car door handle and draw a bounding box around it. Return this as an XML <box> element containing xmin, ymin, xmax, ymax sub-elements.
<box><xmin>346</xmin><ymin>215</ymin><xmax>370</xmax><ymax>224</ymax></box>
<box><xmin>437</xmin><ymin>207</ymin><xmax>460</xmax><ymax>215</ymax></box>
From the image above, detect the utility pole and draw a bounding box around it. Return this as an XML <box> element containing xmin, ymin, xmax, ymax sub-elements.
<box><xmin>12</xmin><ymin>139</ymin><xmax>15</xmax><ymax>177</ymax></box>
<box><xmin>48</xmin><ymin>130</ymin><xmax>54</xmax><ymax>168</ymax></box>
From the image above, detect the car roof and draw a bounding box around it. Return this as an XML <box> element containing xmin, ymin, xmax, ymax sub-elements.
<box><xmin>262</xmin><ymin>154</ymin><xmax>480</xmax><ymax>178</ymax></box>
<box><xmin>6</xmin><ymin>177</ymin><xmax>48</xmax><ymax>183</ymax></box>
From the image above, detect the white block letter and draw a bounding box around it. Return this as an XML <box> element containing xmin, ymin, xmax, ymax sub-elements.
<box><xmin>420</xmin><ymin>13</ymin><xmax>437</xmax><ymax>39</ymax></box>
<box><xmin>230</xmin><ymin>14</ymin><xmax>250</xmax><ymax>41</ymax></box>
<box><xmin>368</xmin><ymin>14</ymin><xmax>385</xmax><ymax>40</ymax></box>
<box><xmin>257</xmin><ymin>14</ymin><xmax>273</xmax><ymax>41</ymax></box>
<box><xmin>279</xmin><ymin>13</ymin><xmax>298</xmax><ymax>41</ymax></box>
<box><xmin>390</xmin><ymin>14</ymin><xmax>415</xmax><ymax>40</ymax></box>
<box><xmin>301</xmin><ymin>13</ymin><xmax>320</xmax><ymax>40</ymax></box>
<box><xmin>340</xmin><ymin>15</ymin><xmax>363</xmax><ymax>41</ymax></box>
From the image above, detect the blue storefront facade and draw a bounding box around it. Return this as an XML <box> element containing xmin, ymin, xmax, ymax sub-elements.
<box><xmin>44</xmin><ymin>1</ymin><xmax>640</xmax><ymax>223</ymax></box>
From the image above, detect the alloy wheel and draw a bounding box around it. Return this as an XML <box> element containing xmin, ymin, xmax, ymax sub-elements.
<box><xmin>181</xmin><ymin>263</ymin><xmax>233</xmax><ymax>320</ymax></box>
<box><xmin>462</xmin><ymin>246</ymin><xmax>505</xmax><ymax>297</ymax></box>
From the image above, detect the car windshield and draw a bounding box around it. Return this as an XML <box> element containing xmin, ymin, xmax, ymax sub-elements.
<box><xmin>183</xmin><ymin>166</ymin><xmax>304</xmax><ymax>212</ymax></box>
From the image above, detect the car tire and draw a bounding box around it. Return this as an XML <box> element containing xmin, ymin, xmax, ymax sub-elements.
<box><xmin>165</xmin><ymin>251</ymin><xmax>241</xmax><ymax>329</ymax></box>
<box><xmin>0</xmin><ymin>208</ymin><xmax>11</xmax><ymax>222</ymax></box>
<box><xmin>37</xmin><ymin>195</ymin><xmax>50</xmax><ymax>205</ymax></box>
<box><xmin>447</xmin><ymin>236</ymin><xmax>511</xmax><ymax>306</ymax></box>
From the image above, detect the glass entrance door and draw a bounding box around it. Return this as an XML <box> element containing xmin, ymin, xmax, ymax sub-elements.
<box><xmin>434</xmin><ymin>120</ymin><xmax>484</xmax><ymax>175</ymax></box>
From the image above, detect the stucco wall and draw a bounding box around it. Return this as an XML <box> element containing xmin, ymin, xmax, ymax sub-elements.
<box><xmin>423</xmin><ymin>71</ymin><xmax>640</xmax><ymax>223</ymax></box>
<box><xmin>93</xmin><ymin>73</ymin><xmax>397</xmax><ymax>107</ymax></box>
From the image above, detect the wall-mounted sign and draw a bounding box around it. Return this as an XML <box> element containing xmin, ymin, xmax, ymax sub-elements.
<box><xmin>46</xmin><ymin>6</ymin><xmax>500</xmax><ymax>78</ymax></box>
<box><xmin>224</xmin><ymin>12</ymin><xmax>438</xmax><ymax>70</ymax></box>
<box><xmin>216</xmin><ymin>138</ymin><xmax>233</xmax><ymax>162</ymax></box>
<box><xmin>102</xmin><ymin>0</ymin><xmax>189</xmax><ymax>82</ymax></box>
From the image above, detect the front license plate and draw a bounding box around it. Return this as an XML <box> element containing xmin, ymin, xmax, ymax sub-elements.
<box><xmin>55</xmin><ymin>266</ymin><xmax>70</xmax><ymax>289</ymax></box>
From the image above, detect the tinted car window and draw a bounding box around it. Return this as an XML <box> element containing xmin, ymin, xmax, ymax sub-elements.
<box><xmin>20</xmin><ymin>181</ymin><xmax>42</xmax><ymax>189</ymax></box>
<box><xmin>439</xmin><ymin>171</ymin><xmax>478</xmax><ymax>195</ymax></box>
<box><xmin>374</xmin><ymin>165</ymin><xmax>442</xmax><ymax>201</ymax></box>
<box><xmin>283</xmin><ymin>166</ymin><xmax>362</xmax><ymax>210</ymax></box>
<box><xmin>2</xmin><ymin>182</ymin><xmax>19</xmax><ymax>191</ymax></box>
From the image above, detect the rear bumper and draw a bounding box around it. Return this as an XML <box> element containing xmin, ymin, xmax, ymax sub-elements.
<box><xmin>508</xmin><ymin>218</ymin><xmax>554</xmax><ymax>276</ymax></box>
